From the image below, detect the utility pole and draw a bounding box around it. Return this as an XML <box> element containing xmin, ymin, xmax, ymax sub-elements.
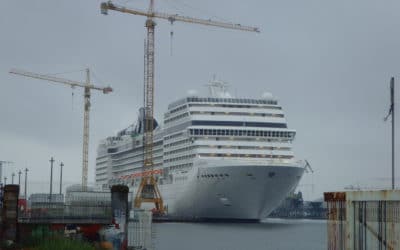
<box><xmin>18</xmin><ymin>170</ymin><xmax>22</xmax><ymax>196</ymax></box>
<box><xmin>60</xmin><ymin>162</ymin><xmax>64</xmax><ymax>195</ymax></box>
<box><xmin>11</xmin><ymin>173</ymin><xmax>15</xmax><ymax>184</ymax></box>
<box><xmin>50</xmin><ymin>157</ymin><xmax>54</xmax><ymax>202</ymax></box>
<box><xmin>24</xmin><ymin>168</ymin><xmax>28</xmax><ymax>199</ymax></box>
<box><xmin>18</xmin><ymin>170</ymin><xmax>22</xmax><ymax>185</ymax></box>
<box><xmin>385</xmin><ymin>77</ymin><xmax>395</xmax><ymax>189</ymax></box>
<box><xmin>391</xmin><ymin>78</ymin><xmax>395</xmax><ymax>190</ymax></box>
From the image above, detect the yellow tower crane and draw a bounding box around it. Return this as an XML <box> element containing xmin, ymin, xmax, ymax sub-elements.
<box><xmin>101</xmin><ymin>0</ymin><xmax>259</xmax><ymax>215</ymax></box>
<box><xmin>9</xmin><ymin>68</ymin><xmax>113</xmax><ymax>190</ymax></box>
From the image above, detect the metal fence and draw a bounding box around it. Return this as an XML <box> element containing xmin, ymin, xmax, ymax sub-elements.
<box><xmin>19</xmin><ymin>203</ymin><xmax>112</xmax><ymax>224</ymax></box>
<box><xmin>127</xmin><ymin>209</ymin><xmax>154</xmax><ymax>250</ymax></box>
<box><xmin>353</xmin><ymin>200</ymin><xmax>400</xmax><ymax>250</ymax></box>
<box><xmin>325</xmin><ymin>190</ymin><xmax>400</xmax><ymax>250</ymax></box>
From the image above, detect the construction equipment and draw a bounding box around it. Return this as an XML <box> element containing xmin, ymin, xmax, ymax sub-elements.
<box><xmin>101</xmin><ymin>0</ymin><xmax>259</xmax><ymax>214</ymax></box>
<box><xmin>9</xmin><ymin>68</ymin><xmax>113</xmax><ymax>190</ymax></box>
<box><xmin>304</xmin><ymin>160</ymin><xmax>314</xmax><ymax>173</ymax></box>
<box><xmin>0</xmin><ymin>161</ymin><xmax>13</xmax><ymax>185</ymax></box>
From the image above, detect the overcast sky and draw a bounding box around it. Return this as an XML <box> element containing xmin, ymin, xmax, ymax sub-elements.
<box><xmin>1</xmin><ymin>0</ymin><xmax>399</xmax><ymax>199</ymax></box>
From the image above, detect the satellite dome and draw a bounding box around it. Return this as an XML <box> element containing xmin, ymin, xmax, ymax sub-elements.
<box><xmin>187</xmin><ymin>89</ymin><xmax>198</xmax><ymax>96</ymax></box>
<box><xmin>262</xmin><ymin>92</ymin><xmax>273</xmax><ymax>99</ymax></box>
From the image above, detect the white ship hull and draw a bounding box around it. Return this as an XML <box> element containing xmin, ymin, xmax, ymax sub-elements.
<box><xmin>132</xmin><ymin>159</ymin><xmax>304</xmax><ymax>221</ymax></box>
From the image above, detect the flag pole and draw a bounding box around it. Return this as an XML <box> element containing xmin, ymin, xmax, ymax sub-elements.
<box><xmin>391</xmin><ymin>77</ymin><xmax>395</xmax><ymax>189</ymax></box>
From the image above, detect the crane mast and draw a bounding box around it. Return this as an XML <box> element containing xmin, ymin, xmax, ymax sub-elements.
<box><xmin>82</xmin><ymin>69</ymin><xmax>91</xmax><ymax>190</ymax></box>
<box><xmin>9</xmin><ymin>68</ymin><xmax>112</xmax><ymax>191</ymax></box>
<box><xmin>144</xmin><ymin>0</ymin><xmax>156</xmax><ymax>171</ymax></box>
<box><xmin>101</xmin><ymin>0</ymin><xmax>259</xmax><ymax>214</ymax></box>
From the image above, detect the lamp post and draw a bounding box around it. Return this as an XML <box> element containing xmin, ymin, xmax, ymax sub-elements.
<box><xmin>24</xmin><ymin>168</ymin><xmax>28</xmax><ymax>199</ymax></box>
<box><xmin>49</xmin><ymin>157</ymin><xmax>54</xmax><ymax>202</ymax></box>
<box><xmin>18</xmin><ymin>170</ymin><xmax>22</xmax><ymax>185</ymax></box>
<box><xmin>385</xmin><ymin>77</ymin><xmax>395</xmax><ymax>189</ymax></box>
<box><xmin>60</xmin><ymin>162</ymin><xmax>64</xmax><ymax>195</ymax></box>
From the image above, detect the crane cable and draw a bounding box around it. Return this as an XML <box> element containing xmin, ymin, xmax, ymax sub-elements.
<box><xmin>170</xmin><ymin>22</ymin><xmax>174</xmax><ymax>56</ymax></box>
<box><xmin>71</xmin><ymin>87</ymin><xmax>75</xmax><ymax>111</ymax></box>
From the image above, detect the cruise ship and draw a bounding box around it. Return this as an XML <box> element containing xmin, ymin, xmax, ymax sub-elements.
<box><xmin>95</xmin><ymin>81</ymin><xmax>304</xmax><ymax>221</ymax></box>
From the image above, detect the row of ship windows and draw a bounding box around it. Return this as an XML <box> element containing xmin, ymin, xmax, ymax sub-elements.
<box><xmin>165</xmin><ymin>111</ymin><xmax>284</xmax><ymax>124</ymax></box>
<box><xmin>186</xmin><ymin>97</ymin><xmax>278</xmax><ymax>105</ymax></box>
<box><xmin>96</xmin><ymin>171</ymin><xmax>107</xmax><ymax>177</ymax></box>
<box><xmin>111</xmin><ymin>157</ymin><xmax>163</xmax><ymax>170</ymax></box>
<box><xmin>167</xmin><ymin>98</ymin><xmax>278</xmax><ymax>110</ymax></box>
<box><xmin>95</xmin><ymin>172</ymin><xmax>107</xmax><ymax>178</ymax></box>
<box><xmin>96</xmin><ymin>162</ymin><xmax>108</xmax><ymax>169</ymax></box>
<box><xmin>164</xmin><ymin>138</ymin><xmax>191</xmax><ymax>148</ymax></box>
<box><xmin>165</xmin><ymin>145</ymin><xmax>291</xmax><ymax>156</ymax></box>
<box><xmin>99</xmin><ymin>139</ymin><xmax>291</xmax><ymax>166</ymax></box>
<box><xmin>167</xmin><ymin>104</ymin><xmax>187</xmax><ymax>116</ymax></box>
<box><xmin>111</xmin><ymin>153</ymin><xmax>163</xmax><ymax>166</ymax></box>
<box><xmin>96</xmin><ymin>177</ymin><xmax>108</xmax><ymax>182</ymax></box>
<box><xmin>164</xmin><ymin>154</ymin><xmax>196</xmax><ymax>163</ymax></box>
<box><xmin>107</xmin><ymin>141</ymin><xmax>162</xmax><ymax>154</ymax></box>
<box><xmin>198</xmin><ymin>145</ymin><xmax>291</xmax><ymax>151</ymax></box>
<box><xmin>165</xmin><ymin>112</ymin><xmax>189</xmax><ymax>124</ymax></box>
<box><xmin>111</xmin><ymin>163</ymin><xmax>163</xmax><ymax>177</ymax></box>
<box><xmin>199</xmin><ymin>153</ymin><xmax>293</xmax><ymax>159</ymax></box>
<box><xmin>195</xmin><ymin>137</ymin><xmax>292</xmax><ymax>143</ymax></box>
<box><xmin>111</xmin><ymin>148</ymin><xmax>163</xmax><ymax>163</ymax></box>
<box><xmin>189</xmin><ymin>129</ymin><xmax>294</xmax><ymax>138</ymax></box>
<box><xmin>164</xmin><ymin>132</ymin><xmax>184</xmax><ymax>141</ymax></box>
<box><xmin>190</xmin><ymin>111</ymin><xmax>284</xmax><ymax>118</ymax></box>
<box><xmin>191</xmin><ymin>120</ymin><xmax>287</xmax><ymax>128</ymax></box>
<box><xmin>188</xmin><ymin>103</ymin><xmax>282</xmax><ymax>110</ymax></box>
<box><xmin>198</xmin><ymin>173</ymin><xmax>229</xmax><ymax>178</ymax></box>
<box><xmin>169</xmin><ymin>163</ymin><xmax>193</xmax><ymax>171</ymax></box>
<box><xmin>132</xmin><ymin>140</ymin><xmax>162</xmax><ymax>147</ymax></box>
<box><xmin>168</xmin><ymin>100</ymin><xmax>281</xmax><ymax>111</ymax></box>
<box><xmin>164</xmin><ymin>146</ymin><xmax>194</xmax><ymax>156</ymax></box>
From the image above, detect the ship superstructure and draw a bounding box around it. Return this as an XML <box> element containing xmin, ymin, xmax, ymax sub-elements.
<box><xmin>95</xmin><ymin>82</ymin><xmax>304</xmax><ymax>221</ymax></box>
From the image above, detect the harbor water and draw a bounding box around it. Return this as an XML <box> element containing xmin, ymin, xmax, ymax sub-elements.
<box><xmin>154</xmin><ymin>218</ymin><xmax>326</xmax><ymax>250</ymax></box>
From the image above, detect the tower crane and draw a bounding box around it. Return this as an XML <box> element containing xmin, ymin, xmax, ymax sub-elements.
<box><xmin>9</xmin><ymin>68</ymin><xmax>113</xmax><ymax>190</ymax></box>
<box><xmin>101</xmin><ymin>0</ymin><xmax>259</xmax><ymax>214</ymax></box>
